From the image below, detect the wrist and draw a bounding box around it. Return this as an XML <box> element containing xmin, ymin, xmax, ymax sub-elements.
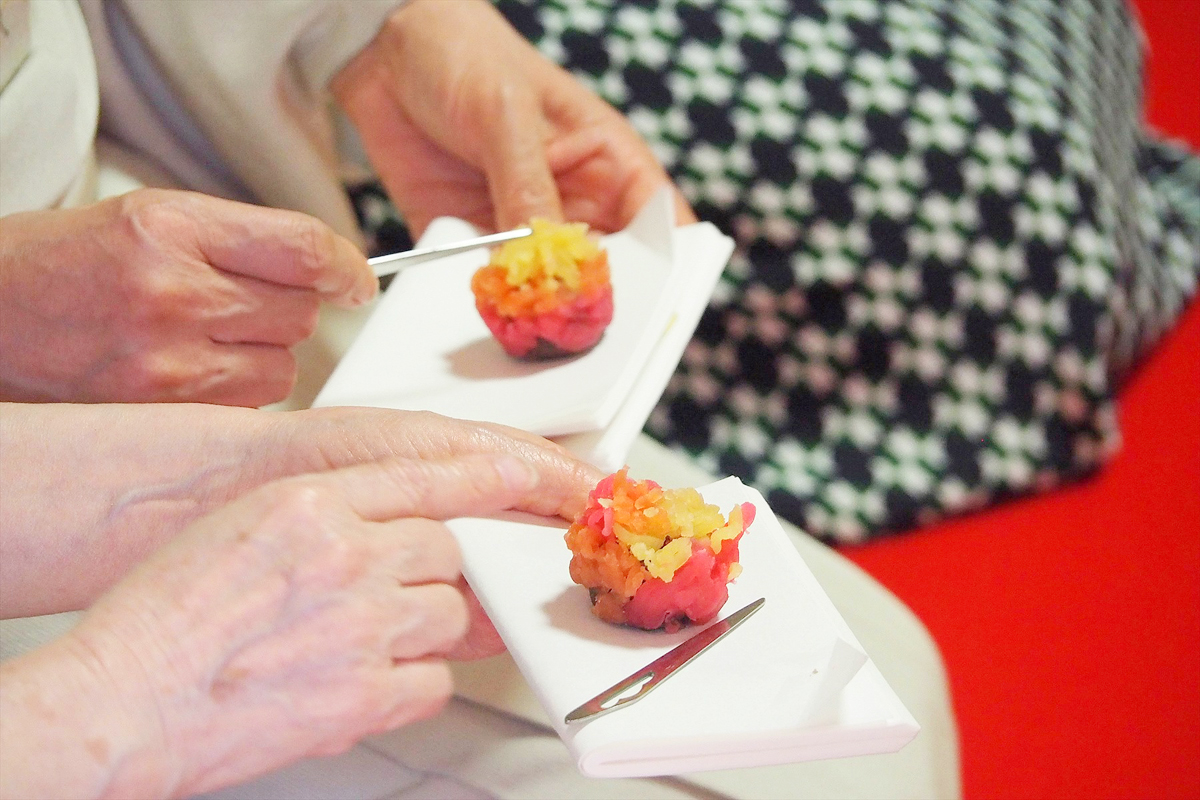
<box><xmin>0</xmin><ymin>403</ymin><xmax>277</xmax><ymax>618</ymax></box>
<box><xmin>0</xmin><ymin>634</ymin><xmax>175</xmax><ymax>799</ymax></box>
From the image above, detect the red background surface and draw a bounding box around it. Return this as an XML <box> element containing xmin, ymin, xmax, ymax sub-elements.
<box><xmin>837</xmin><ymin>1</ymin><xmax>1200</xmax><ymax>797</ymax></box>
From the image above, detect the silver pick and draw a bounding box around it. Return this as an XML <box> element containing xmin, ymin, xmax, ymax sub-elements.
<box><xmin>564</xmin><ymin>597</ymin><xmax>766</xmax><ymax>724</ymax></box>
<box><xmin>367</xmin><ymin>227</ymin><xmax>533</xmax><ymax>278</ymax></box>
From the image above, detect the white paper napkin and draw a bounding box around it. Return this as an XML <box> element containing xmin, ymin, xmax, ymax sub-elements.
<box><xmin>314</xmin><ymin>188</ymin><xmax>732</xmax><ymax>458</ymax></box>
<box><xmin>554</xmin><ymin>220</ymin><xmax>732</xmax><ymax>470</ymax></box>
<box><xmin>447</xmin><ymin>478</ymin><xmax>915</xmax><ymax>779</ymax></box>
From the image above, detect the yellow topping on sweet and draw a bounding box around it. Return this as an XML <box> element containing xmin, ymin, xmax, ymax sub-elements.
<box><xmin>596</xmin><ymin>469</ymin><xmax>743</xmax><ymax>582</ymax></box>
<box><xmin>631</xmin><ymin>537</ymin><xmax>693</xmax><ymax>581</ymax></box>
<box><xmin>709</xmin><ymin>504</ymin><xmax>744</xmax><ymax>555</ymax></box>
<box><xmin>613</xmin><ymin>523</ymin><xmax>665</xmax><ymax>555</ymax></box>
<box><xmin>491</xmin><ymin>219</ymin><xmax>600</xmax><ymax>290</ymax></box>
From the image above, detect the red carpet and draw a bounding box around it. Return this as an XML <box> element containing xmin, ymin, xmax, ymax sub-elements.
<box><xmin>839</xmin><ymin>1</ymin><xmax>1200</xmax><ymax>797</ymax></box>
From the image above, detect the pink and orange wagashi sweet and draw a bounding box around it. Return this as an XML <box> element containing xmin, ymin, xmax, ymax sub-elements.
<box><xmin>471</xmin><ymin>219</ymin><xmax>613</xmax><ymax>360</ymax></box>
<box><xmin>565</xmin><ymin>468</ymin><xmax>755</xmax><ymax>632</ymax></box>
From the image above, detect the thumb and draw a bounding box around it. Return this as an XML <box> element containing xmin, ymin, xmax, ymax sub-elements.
<box><xmin>189</xmin><ymin>193</ymin><xmax>377</xmax><ymax>307</ymax></box>
<box><xmin>479</xmin><ymin>89</ymin><xmax>564</xmax><ymax>229</ymax></box>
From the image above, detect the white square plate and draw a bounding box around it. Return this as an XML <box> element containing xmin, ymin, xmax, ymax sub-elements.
<box><xmin>314</xmin><ymin>189</ymin><xmax>719</xmax><ymax>443</ymax></box>
<box><xmin>447</xmin><ymin>478</ymin><xmax>919</xmax><ymax>779</ymax></box>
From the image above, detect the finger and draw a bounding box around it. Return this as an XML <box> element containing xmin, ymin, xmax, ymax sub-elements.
<box><xmin>369</xmin><ymin>517</ymin><xmax>462</xmax><ymax>586</ymax></box>
<box><xmin>618</xmin><ymin>171</ymin><xmax>699</xmax><ymax>228</ymax></box>
<box><xmin>387</xmin><ymin>583</ymin><xmax>469</xmax><ymax>660</ymax></box>
<box><xmin>205</xmin><ymin>276</ymin><xmax>322</xmax><ymax>347</ymax></box>
<box><xmin>112</xmin><ymin>344</ymin><xmax>296</xmax><ymax>406</ymax></box>
<box><xmin>444</xmin><ymin>579</ymin><xmax>506</xmax><ymax>662</ymax></box>
<box><xmin>315</xmin><ymin>453</ymin><xmax>546</xmax><ymax>523</ymax></box>
<box><xmin>301</xmin><ymin>660</ymin><xmax>455</xmax><ymax>756</ymax></box>
<box><xmin>187</xmin><ymin>195</ymin><xmax>377</xmax><ymax>307</ymax></box>
<box><xmin>477</xmin><ymin>87</ymin><xmax>564</xmax><ymax>229</ymax></box>
<box><xmin>292</xmin><ymin>408</ymin><xmax>604</xmax><ymax>519</ymax></box>
<box><xmin>400</xmin><ymin>415</ymin><xmax>603</xmax><ymax>519</ymax></box>
<box><xmin>372</xmin><ymin>659</ymin><xmax>455</xmax><ymax>734</ymax></box>
<box><xmin>188</xmin><ymin>344</ymin><xmax>298</xmax><ymax>408</ymax></box>
<box><xmin>673</xmin><ymin>189</ymin><xmax>700</xmax><ymax>225</ymax></box>
<box><xmin>546</xmin><ymin>124</ymin><xmax>697</xmax><ymax>231</ymax></box>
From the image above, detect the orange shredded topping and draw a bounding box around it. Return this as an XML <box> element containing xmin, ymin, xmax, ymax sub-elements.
<box><xmin>564</xmin><ymin>468</ymin><xmax>747</xmax><ymax>603</ymax></box>
<box><xmin>471</xmin><ymin>219</ymin><xmax>610</xmax><ymax>317</ymax></box>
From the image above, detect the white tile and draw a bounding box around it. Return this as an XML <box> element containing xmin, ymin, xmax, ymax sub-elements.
<box><xmin>197</xmin><ymin>744</ymin><xmax>428</xmax><ymax>800</ymax></box>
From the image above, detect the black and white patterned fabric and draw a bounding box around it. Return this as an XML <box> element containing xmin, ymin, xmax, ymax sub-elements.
<box><xmin>352</xmin><ymin>0</ymin><xmax>1199</xmax><ymax>544</ymax></box>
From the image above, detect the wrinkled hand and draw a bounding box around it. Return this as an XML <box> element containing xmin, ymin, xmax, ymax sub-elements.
<box><xmin>0</xmin><ymin>190</ymin><xmax>376</xmax><ymax>406</ymax></box>
<box><xmin>263</xmin><ymin>406</ymin><xmax>602</xmax><ymax>521</ymax></box>
<box><xmin>1</xmin><ymin>403</ymin><xmax>603</xmax><ymax>619</ymax></box>
<box><xmin>332</xmin><ymin>0</ymin><xmax>695</xmax><ymax>236</ymax></box>
<box><xmin>46</xmin><ymin>455</ymin><xmax>537</xmax><ymax>798</ymax></box>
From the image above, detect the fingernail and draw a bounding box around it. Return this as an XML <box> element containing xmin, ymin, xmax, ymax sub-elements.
<box><xmin>495</xmin><ymin>455</ymin><xmax>539</xmax><ymax>492</ymax></box>
<box><xmin>352</xmin><ymin>279</ymin><xmax>378</xmax><ymax>306</ymax></box>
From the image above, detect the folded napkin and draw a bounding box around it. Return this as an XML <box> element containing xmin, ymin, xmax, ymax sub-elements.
<box><xmin>314</xmin><ymin>188</ymin><xmax>734</xmax><ymax>469</ymax></box>
<box><xmin>447</xmin><ymin>477</ymin><xmax>919</xmax><ymax>779</ymax></box>
<box><xmin>554</xmin><ymin>219</ymin><xmax>732</xmax><ymax>469</ymax></box>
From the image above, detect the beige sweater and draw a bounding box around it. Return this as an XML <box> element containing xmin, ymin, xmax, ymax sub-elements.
<box><xmin>0</xmin><ymin>0</ymin><xmax>99</xmax><ymax>215</ymax></box>
<box><xmin>0</xmin><ymin>0</ymin><xmax>403</xmax><ymax>240</ymax></box>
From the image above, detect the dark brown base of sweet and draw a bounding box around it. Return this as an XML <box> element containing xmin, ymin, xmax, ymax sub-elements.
<box><xmin>513</xmin><ymin>337</ymin><xmax>600</xmax><ymax>362</ymax></box>
<box><xmin>587</xmin><ymin>587</ymin><xmax>690</xmax><ymax>633</ymax></box>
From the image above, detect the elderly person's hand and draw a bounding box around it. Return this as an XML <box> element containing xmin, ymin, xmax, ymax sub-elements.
<box><xmin>0</xmin><ymin>189</ymin><xmax>377</xmax><ymax>406</ymax></box>
<box><xmin>0</xmin><ymin>453</ymin><xmax>547</xmax><ymax>799</ymax></box>
<box><xmin>331</xmin><ymin>0</ymin><xmax>696</xmax><ymax>237</ymax></box>
<box><xmin>0</xmin><ymin>402</ymin><xmax>600</xmax><ymax>618</ymax></box>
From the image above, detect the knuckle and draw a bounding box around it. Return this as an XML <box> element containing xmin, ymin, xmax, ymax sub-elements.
<box><xmin>257</xmin><ymin>480</ymin><xmax>334</xmax><ymax>534</ymax></box>
<box><xmin>118</xmin><ymin>347</ymin><xmax>296</xmax><ymax>405</ymax></box>
<box><xmin>249</xmin><ymin>482</ymin><xmax>364</xmax><ymax>579</ymax></box>
<box><xmin>243</xmin><ymin>351</ymin><xmax>298</xmax><ymax>406</ymax></box>
<box><xmin>424</xmin><ymin>525</ymin><xmax>464</xmax><ymax>577</ymax></box>
<box><xmin>291</xmin><ymin>216</ymin><xmax>341</xmax><ymax>287</ymax></box>
<box><xmin>387</xmin><ymin>523</ymin><xmax>438</xmax><ymax>576</ymax></box>
<box><xmin>406</xmin><ymin>410</ymin><xmax>452</xmax><ymax>432</ymax></box>
<box><xmin>420</xmin><ymin>582</ymin><xmax>470</xmax><ymax>641</ymax></box>
<box><xmin>443</xmin><ymin>588</ymin><xmax>470</xmax><ymax>639</ymax></box>
<box><xmin>389</xmin><ymin>583</ymin><xmax>469</xmax><ymax>659</ymax></box>
<box><xmin>126</xmin><ymin>269</ymin><xmax>185</xmax><ymax>313</ymax></box>
<box><xmin>489</xmin><ymin>80</ymin><xmax>523</xmax><ymax>112</ymax></box>
<box><xmin>324</xmin><ymin>530</ymin><xmax>361</xmax><ymax>572</ymax></box>
<box><xmin>497</xmin><ymin>183</ymin><xmax>556</xmax><ymax>223</ymax></box>
<box><xmin>116</xmin><ymin>189</ymin><xmax>191</xmax><ymax>248</ymax></box>
<box><xmin>119</xmin><ymin>352</ymin><xmax>184</xmax><ymax>399</ymax></box>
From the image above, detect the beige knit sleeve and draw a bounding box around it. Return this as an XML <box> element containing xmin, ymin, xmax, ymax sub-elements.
<box><xmin>113</xmin><ymin>0</ymin><xmax>405</xmax><ymax>240</ymax></box>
